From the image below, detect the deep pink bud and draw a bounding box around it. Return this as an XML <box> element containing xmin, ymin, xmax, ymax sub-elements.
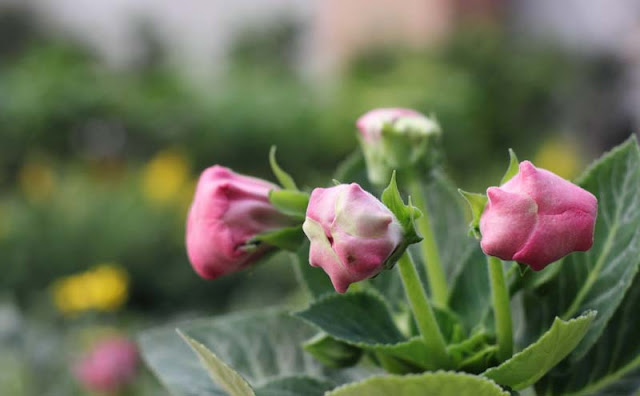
<box><xmin>186</xmin><ymin>166</ymin><xmax>293</xmax><ymax>279</ymax></box>
<box><xmin>479</xmin><ymin>161</ymin><xmax>597</xmax><ymax>270</ymax></box>
<box><xmin>73</xmin><ymin>337</ymin><xmax>139</xmax><ymax>393</ymax></box>
<box><xmin>302</xmin><ymin>183</ymin><xmax>404</xmax><ymax>293</ymax></box>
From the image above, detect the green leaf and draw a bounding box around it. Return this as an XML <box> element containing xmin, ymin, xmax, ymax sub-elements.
<box><xmin>500</xmin><ymin>149</ymin><xmax>519</xmax><ymax>185</ymax></box>
<box><xmin>326</xmin><ymin>371</ymin><xmax>509</xmax><ymax>396</ymax></box>
<box><xmin>447</xmin><ymin>330</ymin><xmax>496</xmax><ymax>373</ymax></box>
<box><xmin>523</xmin><ymin>136</ymin><xmax>640</xmax><ymax>360</ymax></box>
<box><xmin>269</xmin><ymin>146</ymin><xmax>298</xmax><ymax>190</ymax></box>
<box><xmin>448</xmin><ymin>247</ymin><xmax>492</xmax><ymax>334</ymax></box>
<box><xmin>249</xmin><ymin>225</ymin><xmax>304</xmax><ymax>252</ymax></box>
<box><xmin>254</xmin><ymin>376</ymin><xmax>337</xmax><ymax>396</ymax></box>
<box><xmin>421</xmin><ymin>170</ymin><xmax>480</xmax><ymax>290</ymax></box>
<box><xmin>294</xmin><ymin>291</ymin><xmax>405</xmax><ymax>346</ymax></box>
<box><xmin>534</xmin><ymin>271</ymin><xmax>640</xmax><ymax>396</ymax></box>
<box><xmin>178</xmin><ymin>331</ymin><xmax>255</xmax><ymax>396</ymax></box>
<box><xmin>294</xmin><ymin>291</ymin><xmax>457</xmax><ymax>371</ymax></box>
<box><xmin>372</xmin><ymin>338</ymin><xmax>431</xmax><ymax>373</ymax></box>
<box><xmin>139</xmin><ymin>308</ymin><xmax>344</xmax><ymax>396</ymax></box>
<box><xmin>482</xmin><ymin>311</ymin><xmax>596</xmax><ymax>390</ymax></box>
<box><xmin>268</xmin><ymin>189</ymin><xmax>309</xmax><ymax>219</ymax></box>
<box><xmin>291</xmin><ymin>240</ymin><xmax>335</xmax><ymax>298</ymax></box>
<box><xmin>303</xmin><ymin>333</ymin><xmax>363</xmax><ymax>368</ymax></box>
<box><xmin>458</xmin><ymin>189</ymin><xmax>488</xmax><ymax>238</ymax></box>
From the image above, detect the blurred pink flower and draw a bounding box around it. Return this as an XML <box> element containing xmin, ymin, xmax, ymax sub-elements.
<box><xmin>480</xmin><ymin>161</ymin><xmax>597</xmax><ymax>270</ymax></box>
<box><xmin>186</xmin><ymin>165</ymin><xmax>293</xmax><ymax>279</ymax></box>
<box><xmin>73</xmin><ymin>337</ymin><xmax>139</xmax><ymax>393</ymax></box>
<box><xmin>303</xmin><ymin>183</ymin><xmax>403</xmax><ymax>293</ymax></box>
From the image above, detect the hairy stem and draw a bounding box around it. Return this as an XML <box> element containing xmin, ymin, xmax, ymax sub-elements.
<box><xmin>407</xmin><ymin>174</ymin><xmax>449</xmax><ymax>307</ymax></box>
<box><xmin>397</xmin><ymin>251</ymin><xmax>451</xmax><ymax>369</ymax></box>
<box><xmin>488</xmin><ymin>256</ymin><xmax>513</xmax><ymax>362</ymax></box>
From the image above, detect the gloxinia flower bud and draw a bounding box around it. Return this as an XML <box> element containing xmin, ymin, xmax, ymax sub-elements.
<box><xmin>73</xmin><ymin>336</ymin><xmax>139</xmax><ymax>393</ymax></box>
<box><xmin>356</xmin><ymin>108</ymin><xmax>441</xmax><ymax>186</ymax></box>
<box><xmin>186</xmin><ymin>166</ymin><xmax>294</xmax><ymax>279</ymax></box>
<box><xmin>302</xmin><ymin>183</ymin><xmax>404</xmax><ymax>293</ymax></box>
<box><xmin>479</xmin><ymin>161</ymin><xmax>597</xmax><ymax>270</ymax></box>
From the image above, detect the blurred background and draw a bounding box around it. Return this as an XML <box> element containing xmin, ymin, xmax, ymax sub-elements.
<box><xmin>1</xmin><ymin>0</ymin><xmax>639</xmax><ymax>394</ymax></box>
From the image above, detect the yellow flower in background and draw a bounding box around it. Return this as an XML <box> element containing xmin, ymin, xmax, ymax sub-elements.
<box><xmin>142</xmin><ymin>148</ymin><xmax>191</xmax><ymax>205</ymax></box>
<box><xmin>19</xmin><ymin>161</ymin><xmax>55</xmax><ymax>202</ymax></box>
<box><xmin>52</xmin><ymin>264</ymin><xmax>129</xmax><ymax>316</ymax></box>
<box><xmin>533</xmin><ymin>136</ymin><xmax>583</xmax><ymax>180</ymax></box>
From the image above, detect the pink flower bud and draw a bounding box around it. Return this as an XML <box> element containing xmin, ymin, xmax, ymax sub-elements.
<box><xmin>73</xmin><ymin>337</ymin><xmax>139</xmax><ymax>393</ymax></box>
<box><xmin>186</xmin><ymin>166</ymin><xmax>293</xmax><ymax>279</ymax></box>
<box><xmin>302</xmin><ymin>183</ymin><xmax>404</xmax><ymax>293</ymax></box>
<box><xmin>479</xmin><ymin>161</ymin><xmax>597</xmax><ymax>270</ymax></box>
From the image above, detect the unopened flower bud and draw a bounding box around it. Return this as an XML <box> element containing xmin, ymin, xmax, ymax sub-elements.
<box><xmin>186</xmin><ymin>166</ymin><xmax>294</xmax><ymax>279</ymax></box>
<box><xmin>480</xmin><ymin>161</ymin><xmax>597</xmax><ymax>270</ymax></box>
<box><xmin>356</xmin><ymin>108</ymin><xmax>441</xmax><ymax>185</ymax></box>
<box><xmin>302</xmin><ymin>183</ymin><xmax>404</xmax><ymax>293</ymax></box>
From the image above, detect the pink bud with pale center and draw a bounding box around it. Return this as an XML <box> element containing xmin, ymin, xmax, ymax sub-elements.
<box><xmin>356</xmin><ymin>108</ymin><xmax>429</xmax><ymax>142</ymax></box>
<box><xmin>73</xmin><ymin>337</ymin><xmax>139</xmax><ymax>393</ymax></box>
<box><xmin>186</xmin><ymin>166</ymin><xmax>293</xmax><ymax>279</ymax></box>
<box><xmin>302</xmin><ymin>183</ymin><xmax>404</xmax><ymax>293</ymax></box>
<box><xmin>479</xmin><ymin>161</ymin><xmax>597</xmax><ymax>270</ymax></box>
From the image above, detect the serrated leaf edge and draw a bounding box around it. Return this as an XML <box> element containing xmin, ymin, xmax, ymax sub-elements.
<box><xmin>481</xmin><ymin>310</ymin><xmax>597</xmax><ymax>390</ymax></box>
<box><xmin>325</xmin><ymin>370</ymin><xmax>510</xmax><ymax>396</ymax></box>
<box><xmin>574</xmin><ymin>135</ymin><xmax>639</xmax><ymax>185</ymax></box>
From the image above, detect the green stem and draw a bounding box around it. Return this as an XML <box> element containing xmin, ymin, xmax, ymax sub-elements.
<box><xmin>397</xmin><ymin>252</ymin><xmax>451</xmax><ymax>369</ymax></box>
<box><xmin>407</xmin><ymin>174</ymin><xmax>449</xmax><ymax>307</ymax></box>
<box><xmin>488</xmin><ymin>256</ymin><xmax>513</xmax><ymax>362</ymax></box>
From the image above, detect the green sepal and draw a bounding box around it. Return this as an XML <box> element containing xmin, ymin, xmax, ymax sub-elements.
<box><xmin>268</xmin><ymin>189</ymin><xmax>309</xmax><ymax>219</ymax></box>
<box><xmin>381</xmin><ymin>171</ymin><xmax>422</xmax><ymax>236</ymax></box>
<box><xmin>246</xmin><ymin>225</ymin><xmax>305</xmax><ymax>252</ymax></box>
<box><xmin>380</xmin><ymin>172</ymin><xmax>423</xmax><ymax>270</ymax></box>
<box><xmin>500</xmin><ymin>149</ymin><xmax>519</xmax><ymax>185</ymax></box>
<box><xmin>379</xmin><ymin>116</ymin><xmax>441</xmax><ymax>172</ymax></box>
<box><xmin>303</xmin><ymin>332</ymin><xmax>363</xmax><ymax>368</ymax></box>
<box><xmin>269</xmin><ymin>146</ymin><xmax>298</xmax><ymax>191</ymax></box>
<box><xmin>458</xmin><ymin>189</ymin><xmax>488</xmax><ymax>239</ymax></box>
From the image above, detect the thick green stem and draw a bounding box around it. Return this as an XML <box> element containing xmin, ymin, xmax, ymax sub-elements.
<box><xmin>407</xmin><ymin>175</ymin><xmax>449</xmax><ymax>307</ymax></box>
<box><xmin>488</xmin><ymin>256</ymin><xmax>513</xmax><ymax>362</ymax></box>
<box><xmin>397</xmin><ymin>252</ymin><xmax>451</xmax><ymax>369</ymax></box>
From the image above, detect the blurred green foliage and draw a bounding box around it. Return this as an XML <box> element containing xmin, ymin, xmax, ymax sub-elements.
<box><xmin>0</xmin><ymin>13</ymin><xmax>626</xmax><ymax>395</ymax></box>
<box><xmin>0</xmin><ymin>24</ymin><xmax>593</xmax><ymax>313</ymax></box>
